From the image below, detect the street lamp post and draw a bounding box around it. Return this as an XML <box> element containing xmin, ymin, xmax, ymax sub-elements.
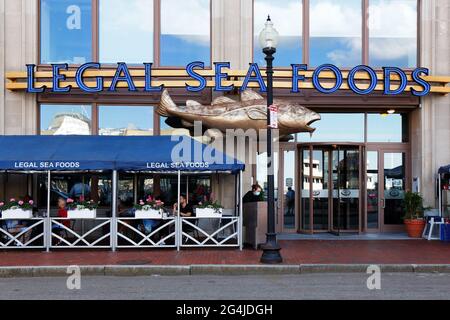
<box><xmin>259</xmin><ymin>16</ymin><xmax>282</xmax><ymax>264</ymax></box>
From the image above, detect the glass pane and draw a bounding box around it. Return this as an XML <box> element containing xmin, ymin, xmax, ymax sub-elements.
<box><xmin>384</xmin><ymin>152</ymin><xmax>405</xmax><ymax>225</ymax></box>
<box><xmin>257</xmin><ymin>151</ymin><xmax>279</xmax><ymax>201</ymax></box>
<box><xmin>283</xmin><ymin>150</ymin><xmax>296</xmax><ymax>229</ymax></box>
<box><xmin>188</xmin><ymin>176</ymin><xmax>212</xmax><ymax>205</ymax></box>
<box><xmin>99</xmin><ymin>106</ymin><xmax>154</xmax><ymax>136</ymax></box>
<box><xmin>40</xmin><ymin>0</ymin><xmax>92</xmax><ymax>64</ymax></box>
<box><xmin>367</xmin><ymin>113</ymin><xmax>408</xmax><ymax>143</ymax></box>
<box><xmin>160</xmin><ymin>116</ymin><xmax>191</xmax><ymax>136</ymax></box>
<box><xmin>161</xmin><ymin>0</ymin><xmax>210</xmax><ymax>66</ymax></box>
<box><xmin>99</xmin><ymin>0</ymin><xmax>153</xmax><ymax>63</ymax></box>
<box><xmin>332</xmin><ymin>148</ymin><xmax>360</xmax><ymax>231</ymax></box>
<box><xmin>369</xmin><ymin>0</ymin><xmax>417</xmax><ymax>67</ymax></box>
<box><xmin>254</xmin><ymin>0</ymin><xmax>302</xmax><ymax>67</ymax></box>
<box><xmin>301</xmin><ymin>148</ymin><xmax>310</xmax><ymax>230</ymax></box>
<box><xmin>40</xmin><ymin>104</ymin><xmax>92</xmax><ymax>135</ymax></box>
<box><xmin>367</xmin><ymin>151</ymin><xmax>379</xmax><ymax>229</ymax></box>
<box><xmin>310</xmin><ymin>0</ymin><xmax>362</xmax><ymax>67</ymax></box>
<box><xmin>45</xmin><ymin>173</ymin><xmax>112</xmax><ymax>208</ymax></box>
<box><xmin>312</xmin><ymin>149</ymin><xmax>329</xmax><ymax>230</ymax></box>
<box><xmin>298</xmin><ymin>113</ymin><xmax>365</xmax><ymax>142</ymax></box>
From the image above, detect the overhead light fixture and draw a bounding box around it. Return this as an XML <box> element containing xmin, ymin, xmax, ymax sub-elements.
<box><xmin>387</xmin><ymin>109</ymin><xmax>395</xmax><ymax>114</ymax></box>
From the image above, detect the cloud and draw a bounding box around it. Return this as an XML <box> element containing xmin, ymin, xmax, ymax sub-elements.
<box><xmin>99</xmin><ymin>0</ymin><xmax>153</xmax><ymax>32</ymax></box>
<box><xmin>161</xmin><ymin>0</ymin><xmax>210</xmax><ymax>35</ymax></box>
<box><xmin>310</xmin><ymin>0</ymin><xmax>362</xmax><ymax>37</ymax></box>
<box><xmin>369</xmin><ymin>0</ymin><xmax>417</xmax><ymax>38</ymax></box>
<box><xmin>254</xmin><ymin>0</ymin><xmax>302</xmax><ymax>36</ymax></box>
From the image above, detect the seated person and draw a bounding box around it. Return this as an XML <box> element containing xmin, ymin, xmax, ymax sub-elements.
<box><xmin>69</xmin><ymin>182</ymin><xmax>91</xmax><ymax>201</ymax></box>
<box><xmin>140</xmin><ymin>195</ymin><xmax>163</xmax><ymax>236</ymax></box>
<box><xmin>52</xmin><ymin>198</ymin><xmax>70</xmax><ymax>244</ymax></box>
<box><xmin>173</xmin><ymin>194</ymin><xmax>196</xmax><ymax>238</ymax></box>
<box><xmin>5</xmin><ymin>220</ymin><xmax>32</xmax><ymax>245</ymax></box>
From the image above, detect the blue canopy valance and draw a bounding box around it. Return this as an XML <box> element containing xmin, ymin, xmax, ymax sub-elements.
<box><xmin>0</xmin><ymin>135</ymin><xmax>244</xmax><ymax>173</ymax></box>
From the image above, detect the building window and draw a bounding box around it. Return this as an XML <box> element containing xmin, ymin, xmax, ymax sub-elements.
<box><xmin>253</xmin><ymin>0</ymin><xmax>418</xmax><ymax>68</ymax></box>
<box><xmin>40</xmin><ymin>0</ymin><xmax>92</xmax><ymax>64</ymax></box>
<box><xmin>98</xmin><ymin>106</ymin><xmax>154</xmax><ymax>136</ymax></box>
<box><xmin>160</xmin><ymin>0</ymin><xmax>211</xmax><ymax>66</ymax></box>
<box><xmin>99</xmin><ymin>0</ymin><xmax>154</xmax><ymax>64</ymax></box>
<box><xmin>367</xmin><ymin>113</ymin><xmax>409</xmax><ymax>143</ymax></box>
<box><xmin>309</xmin><ymin>0</ymin><xmax>362</xmax><ymax>67</ymax></box>
<box><xmin>254</xmin><ymin>0</ymin><xmax>302</xmax><ymax>67</ymax></box>
<box><xmin>40</xmin><ymin>0</ymin><xmax>211</xmax><ymax>66</ymax></box>
<box><xmin>369</xmin><ymin>0</ymin><xmax>417</xmax><ymax>68</ymax></box>
<box><xmin>159</xmin><ymin>116</ymin><xmax>190</xmax><ymax>136</ymax></box>
<box><xmin>40</xmin><ymin>104</ymin><xmax>92</xmax><ymax>135</ymax></box>
<box><xmin>298</xmin><ymin>113</ymin><xmax>365</xmax><ymax>143</ymax></box>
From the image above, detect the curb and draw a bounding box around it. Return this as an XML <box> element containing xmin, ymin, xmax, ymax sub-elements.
<box><xmin>0</xmin><ymin>264</ymin><xmax>449</xmax><ymax>277</ymax></box>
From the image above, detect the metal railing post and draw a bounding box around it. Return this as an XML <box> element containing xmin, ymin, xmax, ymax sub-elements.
<box><xmin>177</xmin><ymin>170</ymin><xmax>181</xmax><ymax>251</ymax></box>
<box><xmin>46</xmin><ymin>170</ymin><xmax>51</xmax><ymax>252</ymax></box>
<box><xmin>112</xmin><ymin>170</ymin><xmax>118</xmax><ymax>251</ymax></box>
<box><xmin>239</xmin><ymin>170</ymin><xmax>243</xmax><ymax>250</ymax></box>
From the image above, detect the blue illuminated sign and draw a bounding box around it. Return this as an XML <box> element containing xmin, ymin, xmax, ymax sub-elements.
<box><xmin>26</xmin><ymin>62</ymin><xmax>431</xmax><ymax>97</ymax></box>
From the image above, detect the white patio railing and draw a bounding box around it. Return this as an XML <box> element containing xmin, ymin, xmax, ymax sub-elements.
<box><xmin>50</xmin><ymin>218</ymin><xmax>112</xmax><ymax>249</ymax></box>
<box><xmin>0</xmin><ymin>218</ymin><xmax>46</xmax><ymax>249</ymax></box>
<box><xmin>116</xmin><ymin>217</ymin><xmax>177</xmax><ymax>248</ymax></box>
<box><xmin>180</xmin><ymin>217</ymin><xmax>240</xmax><ymax>247</ymax></box>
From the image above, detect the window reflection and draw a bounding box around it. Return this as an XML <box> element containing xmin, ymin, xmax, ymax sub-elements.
<box><xmin>297</xmin><ymin>113</ymin><xmax>365</xmax><ymax>143</ymax></box>
<box><xmin>99</xmin><ymin>0</ymin><xmax>153</xmax><ymax>64</ymax></box>
<box><xmin>160</xmin><ymin>116</ymin><xmax>190</xmax><ymax>136</ymax></box>
<box><xmin>369</xmin><ymin>0</ymin><xmax>417</xmax><ymax>67</ymax></box>
<box><xmin>40</xmin><ymin>0</ymin><xmax>92</xmax><ymax>64</ymax></box>
<box><xmin>310</xmin><ymin>0</ymin><xmax>362</xmax><ymax>67</ymax></box>
<box><xmin>99</xmin><ymin>106</ymin><xmax>154</xmax><ymax>136</ymax></box>
<box><xmin>254</xmin><ymin>0</ymin><xmax>302</xmax><ymax>67</ymax></box>
<box><xmin>160</xmin><ymin>0</ymin><xmax>210</xmax><ymax>66</ymax></box>
<box><xmin>40</xmin><ymin>104</ymin><xmax>92</xmax><ymax>135</ymax></box>
<box><xmin>367</xmin><ymin>113</ymin><xmax>408</xmax><ymax>143</ymax></box>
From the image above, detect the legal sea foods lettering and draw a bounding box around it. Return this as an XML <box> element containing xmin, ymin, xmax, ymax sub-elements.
<box><xmin>14</xmin><ymin>161</ymin><xmax>81</xmax><ymax>169</ymax></box>
<box><xmin>26</xmin><ymin>61</ymin><xmax>431</xmax><ymax>97</ymax></box>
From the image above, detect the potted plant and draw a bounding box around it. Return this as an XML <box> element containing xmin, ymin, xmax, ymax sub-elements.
<box><xmin>196</xmin><ymin>200</ymin><xmax>224</xmax><ymax>218</ymax></box>
<box><xmin>134</xmin><ymin>196</ymin><xmax>164</xmax><ymax>219</ymax></box>
<box><xmin>66</xmin><ymin>197</ymin><xmax>98</xmax><ymax>219</ymax></box>
<box><xmin>0</xmin><ymin>198</ymin><xmax>34</xmax><ymax>219</ymax></box>
<box><xmin>403</xmin><ymin>191</ymin><xmax>426</xmax><ymax>238</ymax></box>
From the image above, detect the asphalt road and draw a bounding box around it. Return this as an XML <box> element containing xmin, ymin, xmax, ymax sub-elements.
<box><xmin>0</xmin><ymin>273</ymin><xmax>449</xmax><ymax>300</ymax></box>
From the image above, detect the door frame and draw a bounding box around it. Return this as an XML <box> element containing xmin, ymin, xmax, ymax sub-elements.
<box><xmin>365</xmin><ymin>144</ymin><xmax>411</xmax><ymax>233</ymax></box>
<box><xmin>278</xmin><ymin>143</ymin><xmax>300</xmax><ymax>233</ymax></box>
<box><xmin>297</xmin><ymin>143</ymin><xmax>365</xmax><ymax>234</ymax></box>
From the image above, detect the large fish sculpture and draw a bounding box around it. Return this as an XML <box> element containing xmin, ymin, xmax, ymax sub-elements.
<box><xmin>157</xmin><ymin>89</ymin><xmax>320</xmax><ymax>137</ymax></box>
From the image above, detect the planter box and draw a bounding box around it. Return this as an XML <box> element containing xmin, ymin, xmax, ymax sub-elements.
<box><xmin>1</xmin><ymin>209</ymin><xmax>33</xmax><ymax>219</ymax></box>
<box><xmin>135</xmin><ymin>209</ymin><xmax>162</xmax><ymax>219</ymax></box>
<box><xmin>67</xmin><ymin>209</ymin><xmax>97</xmax><ymax>219</ymax></box>
<box><xmin>196</xmin><ymin>208</ymin><xmax>223</xmax><ymax>218</ymax></box>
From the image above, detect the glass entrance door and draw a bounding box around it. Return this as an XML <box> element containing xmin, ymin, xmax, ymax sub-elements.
<box><xmin>365</xmin><ymin>149</ymin><xmax>408</xmax><ymax>232</ymax></box>
<box><xmin>382</xmin><ymin>152</ymin><xmax>406</xmax><ymax>231</ymax></box>
<box><xmin>300</xmin><ymin>144</ymin><xmax>362</xmax><ymax>234</ymax></box>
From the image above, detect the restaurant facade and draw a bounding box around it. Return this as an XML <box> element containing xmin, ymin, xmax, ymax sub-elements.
<box><xmin>0</xmin><ymin>0</ymin><xmax>449</xmax><ymax>248</ymax></box>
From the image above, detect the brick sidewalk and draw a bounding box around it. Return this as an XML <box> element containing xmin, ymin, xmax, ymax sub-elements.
<box><xmin>0</xmin><ymin>240</ymin><xmax>449</xmax><ymax>266</ymax></box>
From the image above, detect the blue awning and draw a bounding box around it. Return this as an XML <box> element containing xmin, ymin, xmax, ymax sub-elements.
<box><xmin>0</xmin><ymin>136</ymin><xmax>244</xmax><ymax>173</ymax></box>
<box><xmin>439</xmin><ymin>165</ymin><xmax>450</xmax><ymax>174</ymax></box>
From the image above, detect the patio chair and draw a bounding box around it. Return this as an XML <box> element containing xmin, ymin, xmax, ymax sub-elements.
<box><xmin>422</xmin><ymin>209</ymin><xmax>443</xmax><ymax>240</ymax></box>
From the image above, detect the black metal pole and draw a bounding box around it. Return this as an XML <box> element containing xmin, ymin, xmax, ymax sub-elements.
<box><xmin>260</xmin><ymin>46</ymin><xmax>282</xmax><ymax>264</ymax></box>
